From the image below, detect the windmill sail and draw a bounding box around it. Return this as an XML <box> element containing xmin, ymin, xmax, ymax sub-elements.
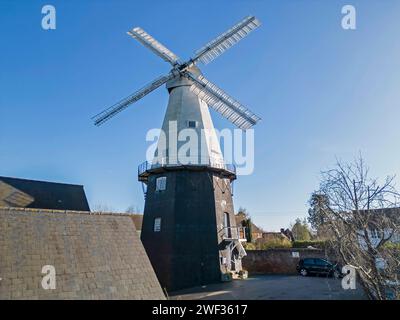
<box><xmin>192</xmin><ymin>16</ymin><xmax>260</xmax><ymax>65</ymax></box>
<box><xmin>127</xmin><ymin>27</ymin><xmax>180</xmax><ymax>66</ymax></box>
<box><xmin>92</xmin><ymin>73</ymin><xmax>175</xmax><ymax>126</ymax></box>
<box><xmin>93</xmin><ymin>16</ymin><xmax>261</xmax><ymax>128</ymax></box>
<box><xmin>188</xmin><ymin>74</ymin><xmax>261</xmax><ymax>130</ymax></box>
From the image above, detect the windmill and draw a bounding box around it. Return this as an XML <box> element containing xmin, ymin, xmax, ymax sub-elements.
<box><xmin>93</xmin><ymin>16</ymin><xmax>262</xmax><ymax>291</ymax></box>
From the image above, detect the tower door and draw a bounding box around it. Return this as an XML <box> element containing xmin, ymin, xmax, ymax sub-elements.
<box><xmin>223</xmin><ymin>212</ymin><xmax>231</xmax><ymax>238</ymax></box>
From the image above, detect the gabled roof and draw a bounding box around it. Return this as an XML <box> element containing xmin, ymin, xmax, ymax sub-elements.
<box><xmin>0</xmin><ymin>176</ymin><xmax>90</xmax><ymax>211</ymax></box>
<box><xmin>358</xmin><ymin>208</ymin><xmax>400</xmax><ymax>219</ymax></box>
<box><xmin>251</xmin><ymin>222</ymin><xmax>264</xmax><ymax>234</ymax></box>
<box><xmin>235</xmin><ymin>213</ymin><xmax>264</xmax><ymax>233</ymax></box>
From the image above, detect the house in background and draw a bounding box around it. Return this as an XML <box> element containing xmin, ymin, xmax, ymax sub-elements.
<box><xmin>0</xmin><ymin>176</ymin><xmax>90</xmax><ymax>211</ymax></box>
<box><xmin>261</xmin><ymin>231</ymin><xmax>290</xmax><ymax>241</ymax></box>
<box><xmin>357</xmin><ymin>208</ymin><xmax>400</xmax><ymax>249</ymax></box>
<box><xmin>235</xmin><ymin>212</ymin><xmax>264</xmax><ymax>241</ymax></box>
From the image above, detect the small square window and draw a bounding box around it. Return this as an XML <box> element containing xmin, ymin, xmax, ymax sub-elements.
<box><xmin>154</xmin><ymin>217</ymin><xmax>161</xmax><ymax>232</ymax></box>
<box><xmin>188</xmin><ymin>121</ymin><xmax>197</xmax><ymax>128</ymax></box>
<box><xmin>156</xmin><ymin>176</ymin><xmax>167</xmax><ymax>191</ymax></box>
<box><xmin>371</xmin><ymin>229</ymin><xmax>379</xmax><ymax>239</ymax></box>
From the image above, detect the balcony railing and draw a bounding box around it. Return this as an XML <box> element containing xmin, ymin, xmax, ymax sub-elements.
<box><xmin>220</xmin><ymin>226</ymin><xmax>247</xmax><ymax>241</ymax></box>
<box><xmin>138</xmin><ymin>156</ymin><xmax>236</xmax><ymax>176</ymax></box>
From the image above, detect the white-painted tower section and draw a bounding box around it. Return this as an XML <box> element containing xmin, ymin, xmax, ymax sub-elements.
<box><xmin>153</xmin><ymin>66</ymin><xmax>224</xmax><ymax>168</ymax></box>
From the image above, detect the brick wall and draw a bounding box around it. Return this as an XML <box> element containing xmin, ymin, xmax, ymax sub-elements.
<box><xmin>242</xmin><ymin>248</ymin><xmax>328</xmax><ymax>274</ymax></box>
<box><xmin>0</xmin><ymin>207</ymin><xmax>165</xmax><ymax>300</ymax></box>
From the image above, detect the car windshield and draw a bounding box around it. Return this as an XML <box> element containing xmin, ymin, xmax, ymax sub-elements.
<box><xmin>316</xmin><ymin>259</ymin><xmax>331</xmax><ymax>266</ymax></box>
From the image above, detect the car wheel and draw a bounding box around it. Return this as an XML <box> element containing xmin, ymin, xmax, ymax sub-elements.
<box><xmin>300</xmin><ymin>268</ymin><xmax>308</xmax><ymax>277</ymax></box>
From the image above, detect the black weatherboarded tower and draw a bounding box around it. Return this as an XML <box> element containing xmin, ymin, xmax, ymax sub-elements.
<box><xmin>92</xmin><ymin>16</ymin><xmax>261</xmax><ymax>291</ymax></box>
<box><xmin>139</xmin><ymin>166</ymin><xmax>240</xmax><ymax>291</ymax></box>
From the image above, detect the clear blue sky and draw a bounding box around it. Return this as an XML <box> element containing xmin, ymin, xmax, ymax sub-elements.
<box><xmin>1</xmin><ymin>0</ymin><xmax>400</xmax><ymax>231</ymax></box>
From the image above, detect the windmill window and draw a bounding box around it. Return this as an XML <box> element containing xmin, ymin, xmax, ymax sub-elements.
<box><xmin>223</xmin><ymin>212</ymin><xmax>231</xmax><ymax>238</ymax></box>
<box><xmin>187</xmin><ymin>120</ymin><xmax>197</xmax><ymax>128</ymax></box>
<box><xmin>371</xmin><ymin>229</ymin><xmax>379</xmax><ymax>239</ymax></box>
<box><xmin>154</xmin><ymin>217</ymin><xmax>161</xmax><ymax>232</ymax></box>
<box><xmin>156</xmin><ymin>176</ymin><xmax>167</xmax><ymax>191</ymax></box>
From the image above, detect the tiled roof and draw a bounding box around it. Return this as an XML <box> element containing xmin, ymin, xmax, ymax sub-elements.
<box><xmin>0</xmin><ymin>176</ymin><xmax>90</xmax><ymax>211</ymax></box>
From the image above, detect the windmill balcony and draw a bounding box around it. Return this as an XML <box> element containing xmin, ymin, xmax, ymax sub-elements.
<box><xmin>220</xmin><ymin>226</ymin><xmax>247</xmax><ymax>242</ymax></box>
<box><xmin>138</xmin><ymin>156</ymin><xmax>236</xmax><ymax>182</ymax></box>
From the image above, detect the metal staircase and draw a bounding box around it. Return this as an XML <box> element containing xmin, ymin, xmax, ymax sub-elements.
<box><xmin>220</xmin><ymin>226</ymin><xmax>247</xmax><ymax>274</ymax></box>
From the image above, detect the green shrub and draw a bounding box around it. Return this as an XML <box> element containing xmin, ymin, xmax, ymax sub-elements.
<box><xmin>384</xmin><ymin>242</ymin><xmax>400</xmax><ymax>250</ymax></box>
<box><xmin>244</xmin><ymin>242</ymin><xmax>256</xmax><ymax>250</ymax></box>
<box><xmin>261</xmin><ymin>238</ymin><xmax>292</xmax><ymax>250</ymax></box>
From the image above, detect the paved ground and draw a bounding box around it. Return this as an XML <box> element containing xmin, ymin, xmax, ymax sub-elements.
<box><xmin>169</xmin><ymin>275</ymin><xmax>366</xmax><ymax>300</ymax></box>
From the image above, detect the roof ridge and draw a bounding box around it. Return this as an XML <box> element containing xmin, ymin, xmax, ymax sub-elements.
<box><xmin>0</xmin><ymin>176</ymin><xmax>84</xmax><ymax>187</ymax></box>
<box><xmin>0</xmin><ymin>206</ymin><xmax>138</xmax><ymax>217</ymax></box>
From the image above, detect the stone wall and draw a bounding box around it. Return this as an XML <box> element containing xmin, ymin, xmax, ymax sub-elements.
<box><xmin>242</xmin><ymin>248</ymin><xmax>328</xmax><ymax>274</ymax></box>
<box><xmin>0</xmin><ymin>207</ymin><xmax>165</xmax><ymax>300</ymax></box>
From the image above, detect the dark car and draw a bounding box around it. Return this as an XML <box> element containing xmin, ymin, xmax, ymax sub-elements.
<box><xmin>296</xmin><ymin>258</ymin><xmax>342</xmax><ymax>278</ymax></box>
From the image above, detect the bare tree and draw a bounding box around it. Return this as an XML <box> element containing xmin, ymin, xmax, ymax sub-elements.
<box><xmin>125</xmin><ymin>205</ymin><xmax>141</xmax><ymax>214</ymax></box>
<box><xmin>92</xmin><ymin>203</ymin><xmax>116</xmax><ymax>213</ymax></box>
<box><xmin>312</xmin><ymin>155</ymin><xmax>400</xmax><ymax>300</ymax></box>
